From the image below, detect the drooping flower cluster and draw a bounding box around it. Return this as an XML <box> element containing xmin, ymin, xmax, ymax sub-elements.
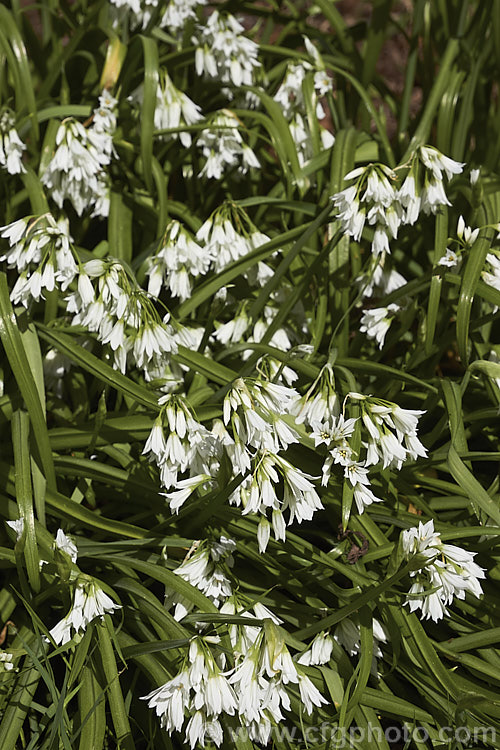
<box><xmin>351</xmin><ymin>392</ymin><xmax>427</xmax><ymax>468</ymax></box>
<box><xmin>161</xmin><ymin>0</ymin><xmax>207</xmax><ymax>32</ymax></box>
<box><xmin>298</xmin><ymin>631</ymin><xmax>335</xmax><ymax>666</ymax></box>
<box><xmin>331</xmin><ymin>145</ymin><xmax>464</xmax><ymax>349</ymax></box>
<box><xmin>143</xmin><ymin>617</ymin><xmax>328</xmax><ymax>748</ymax></box>
<box><xmin>273</xmin><ymin>39</ymin><xmax>334</xmax><ymax>166</ymax></box>
<box><xmin>153</xmin><ymin>71</ymin><xmax>202</xmax><ymax>147</ymax></box>
<box><xmin>0</xmin><ymin>108</ymin><xmax>26</xmax><ymax>175</ymax></box>
<box><xmin>41</xmin><ymin>91</ymin><xmax>117</xmax><ymax>217</ymax></box>
<box><xmin>197</xmin><ymin>110</ymin><xmax>259</xmax><ymax>179</ymax></box>
<box><xmin>109</xmin><ymin>0</ymin><xmax>207</xmax><ymax>31</ymax></box>
<box><xmin>401</xmin><ymin>519</ymin><xmax>485</xmax><ymax>622</ymax></box>
<box><xmin>0</xmin><ymin>3</ymin><xmax>496</xmax><ymax>749</ymax></box>
<box><xmin>9</xmin><ymin>523</ymin><xmax>121</xmax><ymax>646</ymax></box>
<box><xmin>307</xmin><ymin>376</ymin><xmax>427</xmax><ymax>514</ymax></box>
<box><xmin>195</xmin><ymin>201</ymin><xmax>269</xmax><ymax>273</ymax></box>
<box><xmin>142</xmin><ymin>637</ymin><xmax>232</xmax><ymax>747</ymax></box>
<box><xmin>359</xmin><ymin>303</ymin><xmax>402</xmax><ymax>349</ymax></box>
<box><xmin>146</xmin><ymin>220</ymin><xmax>210</xmax><ymax>301</ymax></box>
<box><xmin>49</xmin><ymin>578</ymin><xmax>121</xmax><ymax>645</ymax></box>
<box><xmin>222</xmin><ymin>377</ymin><xmax>325</xmax><ymax>551</ymax></box>
<box><xmin>67</xmin><ymin>258</ymin><xmax>178</xmax><ymax>374</ymax></box>
<box><xmin>143</xmin><ymin>394</ymin><xmax>214</xmax><ymax>494</ymax></box>
<box><xmin>194</xmin><ymin>12</ymin><xmax>260</xmax><ymax>90</ymax></box>
<box><xmin>141</xmin><ymin>357</ymin><xmax>430</xmax><ymax>552</ymax></box>
<box><xmin>331</xmin><ymin>146</ymin><xmax>465</xmax><ymax>258</ymax></box>
<box><xmin>0</xmin><ymin>213</ymin><xmax>76</xmax><ymax>306</ymax></box>
<box><xmin>166</xmin><ymin>537</ymin><xmax>236</xmax><ymax>620</ymax></box>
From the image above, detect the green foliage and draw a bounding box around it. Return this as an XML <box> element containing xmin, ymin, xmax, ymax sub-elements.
<box><xmin>0</xmin><ymin>2</ymin><xmax>500</xmax><ymax>749</ymax></box>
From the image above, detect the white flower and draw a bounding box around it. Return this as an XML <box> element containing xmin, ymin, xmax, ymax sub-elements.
<box><xmin>438</xmin><ymin>248</ymin><xmax>460</xmax><ymax>268</ymax></box>
<box><xmin>298</xmin><ymin>673</ymin><xmax>329</xmax><ymax>714</ymax></box>
<box><xmin>419</xmin><ymin>146</ymin><xmax>464</xmax><ymax>181</ymax></box>
<box><xmin>197</xmin><ymin>110</ymin><xmax>259</xmax><ymax>180</ymax></box>
<box><xmin>185</xmin><ymin>711</ymin><xmax>223</xmax><ymax>749</ymax></box>
<box><xmin>390</xmin><ymin>405</ymin><xmax>425</xmax><ymax>435</ymax></box>
<box><xmin>146</xmin><ymin>221</ymin><xmax>210</xmax><ymax>301</ymax></box>
<box><xmin>401</xmin><ymin>519</ymin><xmax>441</xmax><ymax>556</ymax></box>
<box><xmin>298</xmin><ymin>632</ymin><xmax>334</xmax><ymax>666</ymax></box>
<box><xmin>421</xmin><ymin>175</ymin><xmax>451</xmax><ymax>214</ymax></box>
<box><xmin>483</xmin><ymin>252</ymin><xmax>500</xmax><ymax>292</ymax></box>
<box><xmin>142</xmin><ymin>669</ymin><xmax>191</xmax><ymax>732</ymax></box>
<box><xmin>274</xmin><ymin>61</ymin><xmax>310</xmax><ymax>118</ymax></box>
<box><xmin>0</xmin><ymin>109</ymin><xmax>26</xmax><ymax>174</ymax></box>
<box><xmin>331</xmin><ymin>185</ymin><xmax>365</xmax><ymax>241</ymax></box>
<box><xmin>132</xmin><ymin>320</ymin><xmax>178</xmax><ymax>369</ymax></box>
<box><xmin>54</xmin><ymin>529</ymin><xmax>78</xmax><ymax>563</ymax></box>
<box><xmin>214</xmin><ymin>310</ymin><xmax>249</xmax><ymax>345</ymax></box>
<box><xmin>397</xmin><ymin>172</ymin><xmax>421</xmax><ymax>224</ymax></box>
<box><xmin>162</xmin><ymin>0</ymin><xmax>208</xmax><ymax>32</ymax></box>
<box><xmin>49</xmin><ymin>580</ymin><xmax>120</xmax><ymax>645</ymax></box>
<box><xmin>0</xmin><ymin>214</ymin><xmax>76</xmax><ymax>304</ymax></box>
<box><xmin>358</xmin><ymin>263</ymin><xmax>407</xmax><ymax>300</ymax></box>
<box><xmin>166</xmin><ymin>537</ymin><xmax>234</xmax><ymax>618</ymax></box>
<box><xmin>194</xmin><ymin>12</ymin><xmax>260</xmax><ymax>90</ymax></box>
<box><xmin>401</xmin><ymin>519</ymin><xmax>485</xmax><ymax>622</ymax></box>
<box><xmin>360</xmin><ymin>304</ymin><xmax>401</xmax><ymax>349</ymax></box>
<box><xmin>42</xmin><ymin>120</ymin><xmax>102</xmax><ymax>215</ymax></box>
<box><xmin>353</xmin><ymin>482</ymin><xmax>383</xmax><ymax>514</ymax></box>
<box><xmin>257</xmin><ymin>517</ymin><xmax>271</xmax><ymax>554</ymax></box>
<box><xmin>312</xmin><ymin>414</ymin><xmax>357</xmax><ymax>448</ymax></box>
<box><xmin>152</xmin><ymin>73</ymin><xmax>202</xmax><ymax>147</ymax></box>
<box><xmin>0</xmin><ymin>651</ymin><xmax>14</xmax><ymax>672</ymax></box>
<box><xmin>470</xmin><ymin>168</ymin><xmax>480</xmax><ymax>185</ymax></box>
<box><xmin>203</xmin><ymin>672</ymin><xmax>237</xmax><ymax>716</ymax></box>
<box><xmin>163</xmin><ymin>474</ymin><xmax>212</xmax><ymax>514</ymax></box>
<box><xmin>456</xmin><ymin>215</ymin><xmax>479</xmax><ymax>245</ymax></box>
<box><xmin>143</xmin><ymin>417</ymin><xmax>167</xmax><ymax>460</ymax></box>
<box><xmin>331</xmin><ymin>164</ymin><xmax>401</xmax><ymax>254</ymax></box>
<box><xmin>42</xmin><ymin>94</ymin><xmax>116</xmax><ymax>216</ymax></box>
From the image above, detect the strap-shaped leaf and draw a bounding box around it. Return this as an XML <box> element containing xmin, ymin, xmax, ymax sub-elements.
<box><xmin>12</xmin><ymin>410</ymin><xmax>40</xmax><ymax>592</ymax></box>
<box><xmin>36</xmin><ymin>324</ymin><xmax>159</xmax><ymax>411</ymax></box>
<box><xmin>0</xmin><ymin>274</ymin><xmax>56</xmax><ymax>490</ymax></box>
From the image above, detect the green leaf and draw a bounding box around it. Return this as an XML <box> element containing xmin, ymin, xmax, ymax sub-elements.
<box><xmin>469</xmin><ymin>359</ymin><xmax>500</xmax><ymax>380</ymax></box>
<box><xmin>0</xmin><ymin>274</ymin><xmax>56</xmax><ymax>490</ymax></box>
<box><xmin>138</xmin><ymin>35</ymin><xmax>159</xmax><ymax>193</ymax></box>
<box><xmin>0</xmin><ymin>6</ymin><xmax>38</xmax><ymax>139</ymax></box>
<box><xmin>97</xmin><ymin>622</ymin><xmax>135</xmax><ymax>750</ymax></box>
<box><xmin>456</xmin><ymin>224</ymin><xmax>494</xmax><ymax>365</ymax></box>
<box><xmin>447</xmin><ymin>445</ymin><xmax>500</xmax><ymax>526</ymax></box>
<box><xmin>36</xmin><ymin>324</ymin><xmax>159</xmax><ymax>411</ymax></box>
<box><xmin>12</xmin><ymin>410</ymin><xmax>39</xmax><ymax>592</ymax></box>
<box><xmin>425</xmin><ymin>207</ymin><xmax>448</xmax><ymax>355</ymax></box>
<box><xmin>77</xmin><ymin>664</ymin><xmax>106</xmax><ymax>750</ymax></box>
<box><xmin>108</xmin><ymin>192</ymin><xmax>133</xmax><ymax>264</ymax></box>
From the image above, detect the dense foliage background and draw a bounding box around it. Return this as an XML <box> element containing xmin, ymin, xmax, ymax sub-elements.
<box><xmin>1</xmin><ymin>1</ymin><xmax>500</xmax><ymax>748</ymax></box>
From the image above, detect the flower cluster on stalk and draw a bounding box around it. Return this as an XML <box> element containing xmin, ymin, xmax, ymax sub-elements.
<box><xmin>0</xmin><ymin>4</ymin><xmax>493</xmax><ymax>747</ymax></box>
<box><xmin>41</xmin><ymin>91</ymin><xmax>117</xmax><ymax>217</ymax></box>
<box><xmin>0</xmin><ymin>108</ymin><xmax>26</xmax><ymax>175</ymax></box>
<box><xmin>401</xmin><ymin>520</ymin><xmax>485</xmax><ymax>622</ymax></box>
<box><xmin>142</xmin><ymin>618</ymin><xmax>327</xmax><ymax>748</ymax></box>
